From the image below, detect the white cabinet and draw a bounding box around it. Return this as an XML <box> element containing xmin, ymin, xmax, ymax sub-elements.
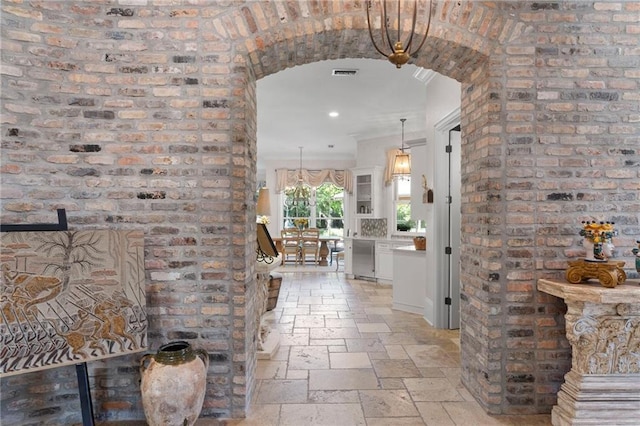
<box><xmin>353</xmin><ymin>167</ymin><xmax>383</xmax><ymax>218</ymax></box>
<box><xmin>376</xmin><ymin>241</ymin><xmax>413</xmax><ymax>282</ymax></box>
<box><xmin>392</xmin><ymin>246</ymin><xmax>427</xmax><ymax>317</ymax></box>
<box><xmin>375</xmin><ymin>242</ymin><xmax>393</xmax><ymax>281</ymax></box>
<box><xmin>344</xmin><ymin>238</ymin><xmax>353</xmax><ymax>275</ymax></box>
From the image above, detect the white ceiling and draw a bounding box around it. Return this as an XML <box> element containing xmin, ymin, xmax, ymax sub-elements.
<box><xmin>256</xmin><ymin>58</ymin><xmax>432</xmax><ymax>172</ymax></box>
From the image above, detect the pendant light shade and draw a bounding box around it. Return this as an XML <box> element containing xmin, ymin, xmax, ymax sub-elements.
<box><xmin>392</xmin><ymin>118</ymin><xmax>411</xmax><ymax>177</ymax></box>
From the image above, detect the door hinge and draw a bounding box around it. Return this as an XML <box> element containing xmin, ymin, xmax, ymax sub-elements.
<box><xmin>445</xmin><ymin>246</ymin><xmax>452</xmax><ymax>255</ymax></box>
<box><xmin>445</xmin><ymin>195</ymin><xmax>452</xmax><ymax>204</ymax></box>
<box><xmin>445</xmin><ymin>145</ymin><xmax>452</xmax><ymax>153</ymax></box>
<box><xmin>445</xmin><ymin>297</ymin><xmax>452</xmax><ymax>305</ymax></box>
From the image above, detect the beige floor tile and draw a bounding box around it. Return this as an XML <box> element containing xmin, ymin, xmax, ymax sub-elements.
<box><xmin>330</xmin><ymin>352</ymin><xmax>372</xmax><ymax>369</ymax></box>
<box><xmin>378</xmin><ymin>378</ymin><xmax>406</xmax><ymax>389</ymax></box>
<box><xmin>403</xmin><ymin>378</ymin><xmax>465</xmax><ymax>402</ymax></box>
<box><xmin>255</xmin><ymin>360</ymin><xmax>287</xmax><ymax>380</ymax></box>
<box><xmin>297</xmin><ymin>296</ymin><xmax>324</xmax><ymax>305</ymax></box>
<box><xmin>346</xmin><ymin>338</ymin><xmax>386</xmax><ymax>353</ymax></box>
<box><xmin>415</xmin><ymin>402</ymin><xmax>455</xmax><ymax>425</ymax></box>
<box><xmin>417</xmin><ymin>367</ymin><xmax>447</xmax><ymax>378</ymax></box>
<box><xmin>364</xmin><ymin>307</ymin><xmax>394</xmax><ymax>315</ymax></box>
<box><xmin>325</xmin><ymin>317</ymin><xmax>357</xmax><ymax>327</ymax></box>
<box><xmin>286</xmin><ymin>369</ymin><xmax>308</xmax><ymax>379</ymax></box>
<box><xmin>255</xmin><ymin>379</ymin><xmax>308</xmax><ymax>404</ymax></box>
<box><xmin>365</xmin><ymin>417</ymin><xmax>426</xmax><ymax>425</ymax></box>
<box><xmin>359</xmin><ymin>389</ymin><xmax>419</xmax><ymax>417</ymax></box>
<box><xmin>282</xmin><ymin>307</ymin><xmax>310</xmax><ymax>315</ymax></box>
<box><xmin>288</xmin><ymin>345</ymin><xmax>329</xmax><ymax>370</ymax></box>
<box><xmin>237</xmin><ymin>404</ymin><xmax>281</xmax><ymax>426</ymax></box>
<box><xmin>294</xmin><ymin>314</ymin><xmax>326</xmax><ymax>328</ymax></box>
<box><xmin>357</xmin><ymin>322</ymin><xmax>392</xmax><ymax>333</ymax></box>
<box><xmin>308</xmin><ymin>390</ymin><xmax>361</xmax><ymax>403</ymax></box>
<box><xmin>371</xmin><ymin>359</ymin><xmax>422</xmax><ymax>378</ymax></box>
<box><xmin>442</xmin><ymin>401</ymin><xmax>510</xmax><ymax>425</ymax></box>
<box><xmin>377</xmin><ymin>332</ymin><xmax>420</xmax><ymax>345</ymax></box>
<box><xmin>322</xmin><ymin>297</ymin><xmax>348</xmax><ymax>305</ymax></box>
<box><xmin>328</xmin><ymin>345</ymin><xmax>347</xmax><ymax>352</ymax></box>
<box><xmin>279</xmin><ymin>403</ymin><xmax>366</xmax><ymax>426</ymax></box>
<box><xmin>384</xmin><ymin>344</ymin><xmax>410</xmax><ymax>359</ymax></box>
<box><xmin>309</xmin><ymin>338</ymin><xmax>344</xmax><ymax>346</ymax></box>
<box><xmin>309</xmin><ymin>369</ymin><xmax>379</xmax><ymax>390</ymax></box>
<box><xmin>279</xmin><ymin>332</ymin><xmax>309</xmax><ymax>346</ymax></box>
<box><xmin>405</xmin><ymin>345</ymin><xmax>461</xmax><ymax>368</ymax></box>
<box><xmin>310</xmin><ymin>327</ymin><xmax>362</xmax><ymax>339</ymax></box>
<box><xmin>311</xmin><ymin>304</ymin><xmax>351</xmax><ymax>312</ymax></box>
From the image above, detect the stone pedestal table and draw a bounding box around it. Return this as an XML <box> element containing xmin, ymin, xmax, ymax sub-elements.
<box><xmin>537</xmin><ymin>279</ymin><xmax>640</xmax><ymax>425</ymax></box>
<box><xmin>256</xmin><ymin>254</ymin><xmax>282</xmax><ymax>359</ymax></box>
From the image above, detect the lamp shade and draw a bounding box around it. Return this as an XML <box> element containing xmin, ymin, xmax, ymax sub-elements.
<box><xmin>256</xmin><ymin>188</ymin><xmax>271</xmax><ymax>216</ymax></box>
<box><xmin>392</xmin><ymin>152</ymin><xmax>411</xmax><ymax>176</ymax></box>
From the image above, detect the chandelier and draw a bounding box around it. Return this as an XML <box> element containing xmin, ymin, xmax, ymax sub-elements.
<box><xmin>286</xmin><ymin>147</ymin><xmax>315</xmax><ymax>211</ymax></box>
<box><xmin>366</xmin><ymin>0</ymin><xmax>433</xmax><ymax>69</ymax></box>
<box><xmin>392</xmin><ymin>118</ymin><xmax>411</xmax><ymax>178</ymax></box>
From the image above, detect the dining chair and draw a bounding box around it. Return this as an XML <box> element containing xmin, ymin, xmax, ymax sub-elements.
<box><xmin>300</xmin><ymin>228</ymin><xmax>320</xmax><ymax>265</ymax></box>
<box><xmin>280</xmin><ymin>228</ymin><xmax>301</xmax><ymax>265</ymax></box>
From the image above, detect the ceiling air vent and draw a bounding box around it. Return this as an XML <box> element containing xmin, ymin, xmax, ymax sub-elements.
<box><xmin>332</xmin><ymin>69</ymin><xmax>358</xmax><ymax>76</ymax></box>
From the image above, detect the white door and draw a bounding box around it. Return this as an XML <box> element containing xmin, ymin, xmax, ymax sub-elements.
<box><xmin>433</xmin><ymin>109</ymin><xmax>461</xmax><ymax>330</ymax></box>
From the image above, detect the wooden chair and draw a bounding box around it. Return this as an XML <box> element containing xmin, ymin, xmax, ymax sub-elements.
<box><xmin>280</xmin><ymin>228</ymin><xmax>301</xmax><ymax>265</ymax></box>
<box><xmin>300</xmin><ymin>228</ymin><xmax>320</xmax><ymax>265</ymax></box>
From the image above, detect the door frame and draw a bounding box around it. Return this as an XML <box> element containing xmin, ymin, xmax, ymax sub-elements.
<box><xmin>433</xmin><ymin>108</ymin><xmax>461</xmax><ymax>329</ymax></box>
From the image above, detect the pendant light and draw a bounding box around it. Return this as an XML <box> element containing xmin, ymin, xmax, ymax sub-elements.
<box><xmin>392</xmin><ymin>118</ymin><xmax>411</xmax><ymax>178</ymax></box>
<box><xmin>366</xmin><ymin>0</ymin><xmax>433</xmax><ymax>69</ymax></box>
<box><xmin>286</xmin><ymin>147</ymin><xmax>315</xmax><ymax>212</ymax></box>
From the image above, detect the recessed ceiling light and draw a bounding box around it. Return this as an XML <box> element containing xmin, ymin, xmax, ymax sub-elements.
<box><xmin>329</xmin><ymin>111</ymin><xmax>339</xmax><ymax>118</ymax></box>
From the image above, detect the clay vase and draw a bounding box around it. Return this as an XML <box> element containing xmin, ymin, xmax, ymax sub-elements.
<box><xmin>140</xmin><ymin>341</ymin><xmax>209</xmax><ymax>426</ymax></box>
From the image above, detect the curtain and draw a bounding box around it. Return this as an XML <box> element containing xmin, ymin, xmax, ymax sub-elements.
<box><xmin>275</xmin><ymin>169</ymin><xmax>353</xmax><ymax>194</ymax></box>
<box><xmin>384</xmin><ymin>148</ymin><xmax>403</xmax><ymax>186</ymax></box>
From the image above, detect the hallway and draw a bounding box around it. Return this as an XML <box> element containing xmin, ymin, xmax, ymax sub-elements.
<box><xmin>236</xmin><ymin>271</ymin><xmax>552</xmax><ymax>425</ymax></box>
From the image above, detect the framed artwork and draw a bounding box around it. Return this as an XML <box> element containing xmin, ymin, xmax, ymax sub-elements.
<box><xmin>1</xmin><ymin>230</ymin><xmax>147</xmax><ymax>377</ymax></box>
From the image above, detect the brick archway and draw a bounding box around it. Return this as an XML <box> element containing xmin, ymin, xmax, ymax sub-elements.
<box><xmin>230</xmin><ymin>0</ymin><xmax>537</xmax><ymax>417</ymax></box>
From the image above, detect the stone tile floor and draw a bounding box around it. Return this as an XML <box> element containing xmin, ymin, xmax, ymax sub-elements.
<box><xmin>104</xmin><ymin>271</ymin><xmax>552</xmax><ymax>426</ymax></box>
<box><xmin>213</xmin><ymin>271</ymin><xmax>552</xmax><ymax>426</ymax></box>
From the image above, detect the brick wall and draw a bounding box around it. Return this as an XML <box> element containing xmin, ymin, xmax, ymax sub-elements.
<box><xmin>1</xmin><ymin>0</ymin><xmax>639</xmax><ymax>422</ymax></box>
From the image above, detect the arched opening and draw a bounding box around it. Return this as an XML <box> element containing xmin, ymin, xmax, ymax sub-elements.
<box><xmin>240</xmin><ymin>14</ymin><xmax>497</xmax><ymax>415</ymax></box>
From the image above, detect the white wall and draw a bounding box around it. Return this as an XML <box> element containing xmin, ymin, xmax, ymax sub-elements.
<box><xmin>421</xmin><ymin>73</ymin><xmax>462</xmax><ymax>328</ymax></box>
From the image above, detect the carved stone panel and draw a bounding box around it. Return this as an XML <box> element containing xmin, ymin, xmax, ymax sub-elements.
<box><xmin>1</xmin><ymin>230</ymin><xmax>147</xmax><ymax>376</ymax></box>
<box><xmin>565</xmin><ymin>303</ymin><xmax>640</xmax><ymax>374</ymax></box>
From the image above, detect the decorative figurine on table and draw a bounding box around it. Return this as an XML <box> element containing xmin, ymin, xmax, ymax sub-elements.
<box><xmin>566</xmin><ymin>220</ymin><xmax>626</xmax><ymax>288</ymax></box>
<box><xmin>633</xmin><ymin>240</ymin><xmax>640</xmax><ymax>276</ymax></box>
<box><xmin>579</xmin><ymin>221</ymin><xmax>616</xmax><ymax>262</ymax></box>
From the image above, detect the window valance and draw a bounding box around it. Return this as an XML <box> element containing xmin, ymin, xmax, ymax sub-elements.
<box><xmin>275</xmin><ymin>169</ymin><xmax>353</xmax><ymax>194</ymax></box>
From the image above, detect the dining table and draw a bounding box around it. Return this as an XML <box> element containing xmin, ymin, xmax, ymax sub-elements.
<box><xmin>272</xmin><ymin>236</ymin><xmax>342</xmax><ymax>267</ymax></box>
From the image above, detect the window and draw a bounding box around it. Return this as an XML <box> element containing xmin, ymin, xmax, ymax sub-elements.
<box><xmin>393</xmin><ymin>177</ymin><xmax>425</xmax><ymax>234</ymax></box>
<box><xmin>282</xmin><ymin>183</ymin><xmax>344</xmax><ymax>237</ymax></box>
